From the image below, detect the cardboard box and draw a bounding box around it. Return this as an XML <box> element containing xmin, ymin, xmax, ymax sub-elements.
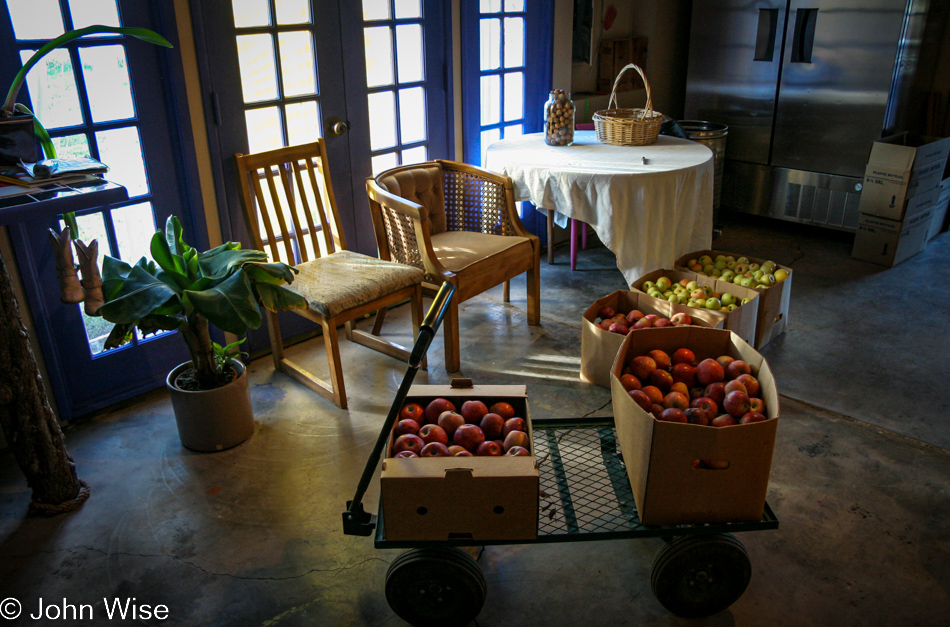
<box><xmin>852</xmin><ymin>208</ymin><xmax>934</xmax><ymax>267</ymax></box>
<box><xmin>675</xmin><ymin>250</ymin><xmax>793</xmax><ymax>350</ymax></box>
<box><xmin>380</xmin><ymin>383</ymin><xmax>538</xmax><ymax>542</ymax></box>
<box><xmin>630</xmin><ymin>269</ymin><xmax>759</xmax><ymax>346</ymax></box>
<box><xmin>581</xmin><ymin>290</ymin><xmax>725</xmax><ymax>388</ymax></box>
<box><xmin>859</xmin><ymin>134</ymin><xmax>950</xmax><ymax>221</ymax></box>
<box><xmin>609</xmin><ymin>327</ymin><xmax>779</xmax><ymax>525</ymax></box>
<box><xmin>929</xmin><ymin>177</ymin><xmax>950</xmax><ymax>240</ymax></box>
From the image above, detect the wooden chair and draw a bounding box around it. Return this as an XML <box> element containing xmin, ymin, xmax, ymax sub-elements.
<box><xmin>366</xmin><ymin>160</ymin><xmax>540</xmax><ymax>372</ymax></box>
<box><xmin>235</xmin><ymin>141</ymin><xmax>425</xmax><ymax>409</ymax></box>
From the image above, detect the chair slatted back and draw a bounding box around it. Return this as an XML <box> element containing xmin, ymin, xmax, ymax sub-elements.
<box><xmin>236</xmin><ymin>140</ymin><xmax>345</xmax><ymax>266</ymax></box>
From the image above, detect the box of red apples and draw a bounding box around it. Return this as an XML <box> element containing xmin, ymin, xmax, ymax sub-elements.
<box><xmin>380</xmin><ymin>382</ymin><xmax>538</xmax><ymax>542</ymax></box>
<box><xmin>630</xmin><ymin>269</ymin><xmax>759</xmax><ymax>345</ymax></box>
<box><xmin>674</xmin><ymin>249</ymin><xmax>793</xmax><ymax>349</ymax></box>
<box><xmin>581</xmin><ymin>290</ymin><xmax>725</xmax><ymax>389</ymax></box>
<box><xmin>610</xmin><ymin>326</ymin><xmax>779</xmax><ymax>526</ymax></box>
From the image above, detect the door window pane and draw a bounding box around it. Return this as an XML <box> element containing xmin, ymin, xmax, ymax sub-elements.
<box><xmin>504</xmin><ymin>72</ymin><xmax>523</xmax><ymax>121</ymax></box>
<box><xmin>277</xmin><ymin>31</ymin><xmax>316</xmax><ymax>97</ymax></box>
<box><xmin>364</xmin><ymin>26</ymin><xmax>394</xmax><ymax>88</ymax></box>
<box><xmin>233</xmin><ymin>0</ymin><xmax>270</xmax><ymax>27</ymax></box>
<box><xmin>51</xmin><ymin>133</ymin><xmax>90</xmax><ymax>159</ymax></box>
<box><xmin>480</xmin><ymin>74</ymin><xmax>500</xmax><ymax>125</ymax></box>
<box><xmin>372</xmin><ymin>152</ymin><xmax>398</xmax><ymax>176</ymax></box>
<box><xmin>479</xmin><ymin>19</ymin><xmax>500</xmax><ymax>71</ymax></box>
<box><xmin>480</xmin><ymin>128</ymin><xmax>500</xmax><ymax>166</ymax></box>
<box><xmin>396</xmin><ymin>24</ymin><xmax>424</xmax><ymax>84</ymax></box>
<box><xmin>96</xmin><ymin>126</ymin><xmax>149</xmax><ymax>197</ymax></box>
<box><xmin>504</xmin><ymin>124</ymin><xmax>523</xmax><ymax>138</ymax></box>
<box><xmin>68</xmin><ymin>0</ymin><xmax>120</xmax><ymax>30</ymax></box>
<box><xmin>21</xmin><ymin>49</ymin><xmax>84</xmax><ymax>129</ymax></box>
<box><xmin>275</xmin><ymin>0</ymin><xmax>309</xmax><ymax>24</ymax></box>
<box><xmin>367</xmin><ymin>90</ymin><xmax>397</xmax><ymax>150</ymax></box>
<box><xmin>504</xmin><ymin>17</ymin><xmax>524</xmax><ymax>68</ymax></box>
<box><xmin>79</xmin><ymin>45</ymin><xmax>135</xmax><ymax>123</ymax></box>
<box><xmin>236</xmin><ymin>34</ymin><xmax>279</xmax><ymax>103</ymax></box>
<box><xmin>399</xmin><ymin>87</ymin><xmax>426</xmax><ymax>144</ymax></box>
<box><xmin>505</xmin><ymin>0</ymin><xmax>525</xmax><ymax>11</ymax></box>
<box><xmin>286</xmin><ymin>100</ymin><xmax>321</xmax><ymax>145</ymax></box>
<box><xmin>394</xmin><ymin>0</ymin><xmax>421</xmax><ymax>19</ymax></box>
<box><xmin>7</xmin><ymin>0</ymin><xmax>64</xmax><ymax>39</ymax></box>
<box><xmin>112</xmin><ymin>201</ymin><xmax>156</xmax><ymax>262</ymax></box>
<box><xmin>245</xmin><ymin>107</ymin><xmax>284</xmax><ymax>153</ymax></box>
<box><xmin>480</xmin><ymin>0</ymin><xmax>502</xmax><ymax>14</ymax></box>
<box><xmin>362</xmin><ymin>0</ymin><xmax>390</xmax><ymax>21</ymax></box>
<box><xmin>402</xmin><ymin>145</ymin><xmax>426</xmax><ymax>165</ymax></box>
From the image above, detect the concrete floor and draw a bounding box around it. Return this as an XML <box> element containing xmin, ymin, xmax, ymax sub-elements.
<box><xmin>2</xmin><ymin>212</ymin><xmax>949</xmax><ymax>626</ymax></box>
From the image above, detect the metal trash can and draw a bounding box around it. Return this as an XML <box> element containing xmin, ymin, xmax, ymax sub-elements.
<box><xmin>679</xmin><ymin>120</ymin><xmax>728</xmax><ymax>215</ymax></box>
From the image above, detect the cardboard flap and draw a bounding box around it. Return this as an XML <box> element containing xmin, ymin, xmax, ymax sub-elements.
<box><xmin>444</xmin><ymin>467</ymin><xmax>474</xmax><ymax>480</ymax></box>
<box><xmin>867</xmin><ymin>140</ymin><xmax>917</xmax><ymax>171</ymax></box>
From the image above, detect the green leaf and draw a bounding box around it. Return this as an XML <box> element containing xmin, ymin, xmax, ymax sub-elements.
<box><xmin>104</xmin><ymin>323</ymin><xmax>134</xmax><ymax>350</ymax></box>
<box><xmin>97</xmin><ymin>266</ymin><xmax>179</xmax><ymax>323</ymax></box>
<box><xmin>136</xmin><ymin>314</ymin><xmax>183</xmax><ymax>337</ymax></box>
<box><xmin>255</xmin><ymin>282</ymin><xmax>308</xmax><ymax>313</ymax></box>
<box><xmin>244</xmin><ymin>261</ymin><xmax>299</xmax><ymax>285</ymax></box>
<box><xmin>101</xmin><ymin>256</ymin><xmax>136</xmax><ymax>302</ymax></box>
<box><xmin>185</xmin><ymin>269</ymin><xmax>263</xmax><ymax>335</ymax></box>
<box><xmin>150</xmin><ymin>226</ymin><xmax>187</xmax><ymax>276</ymax></box>
<box><xmin>197</xmin><ymin>246</ymin><xmax>267</xmax><ymax>279</ymax></box>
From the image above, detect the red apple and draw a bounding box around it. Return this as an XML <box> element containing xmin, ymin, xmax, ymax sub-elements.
<box><xmin>689</xmin><ymin>386</ymin><xmax>706</xmax><ymax>401</ymax></box>
<box><xmin>460</xmin><ymin>400</ymin><xmax>489</xmax><ymax>424</ymax></box>
<box><xmin>736</xmin><ymin>374</ymin><xmax>761</xmax><ymax>398</ymax></box>
<box><xmin>438</xmin><ymin>411</ymin><xmax>466</xmax><ymax>439</ymax></box>
<box><xmin>723</xmin><ymin>391</ymin><xmax>752</xmax><ymax>417</ymax></box>
<box><xmin>690</xmin><ymin>397</ymin><xmax>718</xmax><ymax>420</ymax></box>
<box><xmin>658</xmin><ymin>408</ymin><xmax>688</xmax><ymax>423</ymax></box>
<box><xmin>649</xmin><ymin>369</ymin><xmax>674</xmax><ymax>393</ymax></box>
<box><xmin>630</xmin><ymin>356</ymin><xmax>657</xmax><ymax>380</ymax></box>
<box><xmin>670</xmin><ymin>382</ymin><xmax>690</xmax><ymax>398</ymax></box>
<box><xmin>670</xmin><ymin>363</ymin><xmax>696</xmax><ymax>388</ymax></box>
<box><xmin>503</xmin><ymin>430</ymin><xmax>530</xmax><ymax>451</ymax></box>
<box><xmin>644</xmin><ymin>314</ymin><xmax>659</xmax><ymax>322</ymax></box>
<box><xmin>454</xmin><ymin>450</ymin><xmax>474</xmax><ymax>456</ymax></box>
<box><xmin>419</xmin><ymin>424</ymin><xmax>449</xmax><ymax>445</ymax></box>
<box><xmin>490</xmin><ymin>402</ymin><xmax>517</xmax><ymax>420</ymax></box>
<box><xmin>393</xmin><ymin>418</ymin><xmax>421</xmax><ymax>438</ymax></box>
<box><xmin>629</xmin><ymin>389</ymin><xmax>653</xmax><ymax>412</ymax></box>
<box><xmin>393</xmin><ymin>434</ymin><xmax>425</xmax><ymax>456</ymax></box>
<box><xmin>696</xmin><ymin>358</ymin><xmax>725</xmax><ymax>386</ymax></box>
<box><xmin>420</xmin><ymin>442</ymin><xmax>450</xmax><ymax>457</ymax></box>
<box><xmin>716</xmin><ymin>355</ymin><xmax>735</xmax><ymax>370</ymax></box>
<box><xmin>399</xmin><ymin>402</ymin><xmax>425</xmax><ymax>424</ymax></box>
<box><xmin>749</xmin><ymin>397</ymin><xmax>766</xmax><ymax>414</ymax></box>
<box><xmin>653</xmin><ymin>318</ymin><xmax>673</xmax><ymax>328</ymax></box>
<box><xmin>394</xmin><ymin>450</ymin><xmax>418</xmax><ymax>458</ymax></box>
<box><xmin>620</xmin><ymin>374</ymin><xmax>642</xmax><ymax>392</ymax></box>
<box><xmin>453</xmin><ymin>424</ymin><xmax>485</xmax><ymax>452</ymax></box>
<box><xmin>502</xmin><ymin>417</ymin><xmax>526</xmax><ymax>436</ymax></box>
<box><xmin>479</xmin><ymin>413</ymin><xmax>505</xmax><ymax>441</ymax></box>
<box><xmin>505</xmin><ymin>446</ymin><xmax>530</xmax><ymax>456</ymax></box>
<box><xmin>626</xmin><ymin>309</ymin><xmax>645</xmax><ymax>325</ymax></box>
<box><xmin>740</xmin><ymin>411</ymin><xmax>769</xmax><ymax>424</ymax></box>
<box><xmin>704</xmin><ymin>382</ymin><xmax>727</xmax><ymax>407</ymax></box>
<box><xmin>597</xmin><ymin>305</ymin><xmax>616</xmax><ymax>320</ymax></box>
<box><xmin>672</xmin><ymin>347</ymin><xmax>696</xmax><ymax>366</ymax></box>
<box><xmin>448</xmin><ymin>445</ymin><xmax>468</xmax><ymax>455</ymax></box>
<box><xmin>650</xmin><ymin>404</ymin><xmax>665</xmax><ymax>419</ymax></box>
<box><xmin>685</xmin><ymin>407</ymin><xmax>710</xmax><ymax>426</ymax></box>
<box><xmin>670</xmin><ymin>312</ymin><xmax>692</xmax><ymax>327</ymax></box>
<box><xmin>612</xmin><ymin>314</ymin><xmax>628</xmax><ymax>325</ymax></box>
<box><xmin>633</xmin><ymin>318</ymin><xmax>653</xmax><ymax>329</ymax></box>
<box><xmin>662</xmin><ymin>391</ymin><xmax>690</xmax><ymax>410</ymax></box>
<box><xmin>476</xmin><ymin>440</ymin><xmax>504</xmax><ymax>456</ymax></box>
<box><xmin>494</xmin><ymin>439</ymin><xmax>505</xmax><ymax>449</ymax></box>
<box><xmin>723</xmin><ymin>380</ymin><xmax>748</xmax><ymax>396</ymax></box>
<box><xmin>642</xmin><ymin>385</ymin><xmax>664</xmax><ymax>405</ymax></box>
<box><xmin>726</xmin><ymin>360</ymin><xmax>752</xmax><ymax>380</ymax></box>
<box><xmin>648</xmin><ymin>350</ymin><xmax>672</xmax><ymax>371</ymax></box>
<box><xmin>425</xmin><ymin>398</ymin><xmax>456</xmax><ymax>424</ymax></box>
<box><xmin>711</xmin><ymin>414</ymin><xmax>737</xmax><ymax>427</ymax></box>
<box><xmin>608</xmin><ymin>322</ymin><xmax>630</xmax><ymax>335</ymax></box>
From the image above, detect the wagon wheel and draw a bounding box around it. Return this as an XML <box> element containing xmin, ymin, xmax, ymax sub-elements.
<box><xmin>385</xmin><ymin>547</ymin><xmax>487</xmax><ymax>627</ymax></box>
<box><xmin>650</xmin><ymin>533</ymin><xmax>752</xmax><ymax>618</ymax></box>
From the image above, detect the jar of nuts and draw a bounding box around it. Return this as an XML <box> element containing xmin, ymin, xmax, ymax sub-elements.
<box><xmin>544</xmin><ymin>90</ymin><xmax>575</xmax><ymax>146</ymax></box>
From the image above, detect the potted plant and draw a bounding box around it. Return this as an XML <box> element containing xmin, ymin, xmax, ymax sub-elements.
<box><xmin>90</xmin><ymin>215</ymin><xmax>307</xmax><ymax>451</ymax></box>
<box><xmin>1</xmin><ymin>25</ymin><xmax>172</xmax><ymax>165</ymax></box>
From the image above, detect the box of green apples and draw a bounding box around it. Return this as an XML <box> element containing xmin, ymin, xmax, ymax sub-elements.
<box><xmin>630</xmin><ymin>269</ymin><xmax>759</xmax><ymax>346</ymax></box>
<box><xmin>674</xmin><ymin>250</ymin><xmax>792</xmax><ymax>349</ymax></box>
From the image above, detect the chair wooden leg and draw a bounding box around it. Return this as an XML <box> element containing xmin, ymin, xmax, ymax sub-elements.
<box><xmin>265</xmin><ymin>310</ymin><xmax>284</xmax><ymax>371</ymax></box>
<box><xmin>526</xmin><ymin>262</ymin><xmax>540</xmax><ymax>325</ymax></box>
<box><xmin>444</xmin><ymin>299</ymin><xmax>461</xmax><ymax>373</ymax></box>
<box><xmin>371</xmin><ymin>307</ymin><xmax>388</xmax><ymax>335</ymax></box>
<box><xmin>322</xmin><ymin>320</ymin><xmax>347</xmax><ymax>409</ymax></box>
<box><xmin>503</xmin><ymin>280</ymin><xmax>510</xmax><ymax>303</ymax></box>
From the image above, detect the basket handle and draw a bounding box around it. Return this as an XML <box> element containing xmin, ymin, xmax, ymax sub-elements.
<box><xmin>607</xmin><ymin>63</ymin><xmax>653</xmax><ymax>119</ymax></box>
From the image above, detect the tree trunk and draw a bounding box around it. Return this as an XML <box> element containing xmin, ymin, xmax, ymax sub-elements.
<box><xmin>0</xmin><ymin>250</ymin><xmax>83</xmax><ymax>507</ymax></box>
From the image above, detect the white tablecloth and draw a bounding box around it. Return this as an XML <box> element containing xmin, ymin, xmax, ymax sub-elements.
<box><xmin>485</xmin><ymin>131</ymin><xmax>714</xmax><ymax>286</ymax></box>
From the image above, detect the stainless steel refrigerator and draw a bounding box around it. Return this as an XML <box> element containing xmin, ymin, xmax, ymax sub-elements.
<box><xmin>684</xmin><ymin>0</ymin><xmax>930</xmax><ymax>231</ymax></box>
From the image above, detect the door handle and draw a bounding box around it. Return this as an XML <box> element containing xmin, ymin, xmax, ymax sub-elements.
<box><xmin>790</xmin><ymin>8</ymin><xmax>818</xmax><ymax>63</ymax></box>
<box><xmin>754</xmin><ymin>8</ymin><xmax>779</xmax><ymax>62</ymax></box>
<box><xmin>326</xmin><ymin>117</ymin><xmax>349</xmax><ymax>136</ymax></box>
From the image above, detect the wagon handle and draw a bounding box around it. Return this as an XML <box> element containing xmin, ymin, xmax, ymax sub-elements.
<box><xmin>343</xmin><ymin>281</ymin><xmax>457</xmax><ymax>536</ymax></box>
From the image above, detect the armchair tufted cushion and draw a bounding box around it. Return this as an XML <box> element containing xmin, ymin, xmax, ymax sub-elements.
<box><xmin>376</xmin><ymin>164</ymin><xmax>447</xmax><ymax>234</ymax></box>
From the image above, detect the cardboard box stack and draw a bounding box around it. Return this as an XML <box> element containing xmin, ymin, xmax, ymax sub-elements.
<box><xmin>853</xmin><ymin>134</ymin><xmax>950</xmax><ymax>266</ymax></box>
<box><xmin>929</xmin><ymin>177</ymin><xmax>950</xmax><ymax>241</ymax></box>
<box><xmin>610</xmin><ymin>327</ymin><xmax>779</xmax><ymax>525</ymax></box>
<box><xmin>380</xmin><ymin>383</ymin><xmax>538</xmax><ymax>542</ymax></box>
<box><xmin>674</xmin><ymin>250</ymin><xmax>793</xmax><ymax>350</ymax></box>
<box><xmin>581</xmin><ymin>290</ymin><xmax>725</xmax><ymax>388</ymax></box>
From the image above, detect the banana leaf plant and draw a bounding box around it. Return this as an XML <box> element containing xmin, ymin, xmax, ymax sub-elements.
<box><xmin>95</xmin><ymin>216</ymin><xmax>307</xmax><ymax>390</ymax></box>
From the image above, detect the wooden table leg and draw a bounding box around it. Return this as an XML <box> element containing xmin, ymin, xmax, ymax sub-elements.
<box><xmin>546</xmin><ymin>209</ymin><xmax>555</xmax><ymax>264</ymax></box>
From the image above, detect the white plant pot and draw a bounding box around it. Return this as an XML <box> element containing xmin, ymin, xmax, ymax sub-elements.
<box><xmin>166</xmin><ymin>359</ymin><xmax>255</xmax><ymax>452</ymax></box>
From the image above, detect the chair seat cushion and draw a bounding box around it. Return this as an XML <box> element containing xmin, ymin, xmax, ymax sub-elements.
<box><xmin>291</xmin><ymin>250</ymin><xmax>424</xmax><ymax>318</ymax></box>
<box><xmin>431</xmin><ymin>230</ymin><xmax>534</xmax><ymax>274</ymax></box>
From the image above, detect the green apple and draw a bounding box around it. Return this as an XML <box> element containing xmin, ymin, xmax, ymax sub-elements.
<box><xmin>667</xmin><ymin>294</ymin><xmax>679</xmax><ymax>303</ymax></box>
<box><xmin>705</xmin><ymin>297</ymin><xmax>722</xmax><ymax>310</ymax></box>
<box><xmin>720</xmin><ymin>270</ymin><xmax>736</xmax><ymax>281</ymax></box>
<box><xmin>702</xmin><ymin>285</ymin><xmax>714</xmax><ymax>297</ymax></box>
<box><xmin>725</xmin><ymin>260</ymin><xmax>737</xmax><ymax>269</ymax></box>
<box><xmin>643</xmin><ymin>281</ymin><xmax>656</xmax><ymax>291</ymax></box>
<box><xmin>678</xmin><ymin>294</ymin><xmax>689</xmax><ymax>304</ymax></box>
<box><xmin>714</xmin><ymin>254</ymin><xmax>726</xmax><ymax>262</ymax></box>
<box><xmin>687</xmin><ymin>258</ymin><xmax>698</xmax><ymax>267</ymax></box>
<box><xmin>699</xmin><ymin>255</ymin><xmax>713</xmax><ymax>267</ymax></box>
<box><xmin>733</xmin><ymin>263</ymin><xmax>749</xmax><ymax>274</ymax></box>
<box><xmin>656</xmin><ymin>277</ymin><xmax>672</xmax><ymax>291</ymax></box>
<box><xmin>690</xmin><ymin>263</ymin><xmax>704</xmax><ymax>272</ymax></box>
<box><xmin>721</xmin><ymin>292</ymin><xmax>737</xmax><ymax>306</ymax></box>
<box><xmin>702</xmin><ymin>264</ymin><xmax>715</xmax><ymax>275</ymax></box>
<box><xmin>725</xmin><ymin>303</ymin><xmax>738</xmax><ymax>311</ymax></box>
<box><xmin>737</xmin><ymin>257</ymin><xmax>749</xmax><ymax>264</ymax></box>
<box><xmin>774</xmin><ymin>268</ymin><xmax>789</xmax><ymax>282</ymax></box>
<box><xmin>649</xmin><ymin>289</ymin><xmax>663</xmax><ymax>299</ymax></box>
<box><xmin>725</xmin><ymin>256</ymin><xmax>736</xmax><ymax>263</ymax></box>
<box><xmin>741</xmin><ymin>297</ymin><xmax>753</xmax><ymax>305</ymax></box>
<box><xmin>686</xmin><ymin>281</ymin><xmax>699</xmax><ymax>291</ymax></box>
<box><xmin>758</xmin><ymin>273</ymin><xmax>775</xmax><ymax>286</ymax></box>
<box><xmin>749</xmin><ymin>263</ymin><xmax>760</xmax><ymax>272</ymax></box>
<box><xmin>714</xmin><ymin>260</ymin><xmax>727</xmax><ymax>270</ymax></box>
<box><xmin>740</xmin><ymin>277</ymin><xmax>756</xmax><ymax>288</ymax></box>
<box><xmin>710</xmin><ymin>268</ymin><xmax>722</xmax><ymax>277</ymax></box>
<box><xmin>753</xmin><ymin>270</ymin><xmax>765</xmax><ymax>281</ymax></box>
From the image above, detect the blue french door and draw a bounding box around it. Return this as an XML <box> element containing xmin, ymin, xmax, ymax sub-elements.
<box><xmin>0</xmin><ymin>0</ymin><xmax>203</xmax><ymax>420</ymax></box>
<box><xmin>193</xmin><ymin>0</ymin><xmax>452</xmax><ymax>352</ymax></box>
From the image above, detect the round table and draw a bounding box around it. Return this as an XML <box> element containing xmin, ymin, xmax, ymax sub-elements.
<box><xmin>485</xmin><ymin>131</ymin><xmax>714</xmax><ymax>286</ymax></box>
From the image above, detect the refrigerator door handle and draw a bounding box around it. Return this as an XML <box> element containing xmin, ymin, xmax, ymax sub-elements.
<box><xmin>754</xmin><ymin>8</ymin><xmax>780</xmax><ymax>62</ymax></box>
<box><xmin>790</xmin><ymin>8</ymin><xmax>819</xmax><ymax>63</ymax></box>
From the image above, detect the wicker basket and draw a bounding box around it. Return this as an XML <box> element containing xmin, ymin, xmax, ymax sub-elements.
<box><xmin>593</xmin><ymin>64</ymin><xmax>663</xmax><ymax>146</ymax></box>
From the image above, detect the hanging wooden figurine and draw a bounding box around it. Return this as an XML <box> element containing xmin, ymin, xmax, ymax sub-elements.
<box><xmin>47</xmin><ymin>226</ymin><xmax>84</xmax><ymax>304</ymax></box>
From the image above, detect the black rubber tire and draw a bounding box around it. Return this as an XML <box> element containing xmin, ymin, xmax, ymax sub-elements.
<box><xmin>650</xmin><ymin>533</ymin><xmax>752</xmax><ymax>618</ymax></box>
<box><xmin>385</xmin><ymin>547</ymin><xmax>487</xmax><ymax>627</ymax></box>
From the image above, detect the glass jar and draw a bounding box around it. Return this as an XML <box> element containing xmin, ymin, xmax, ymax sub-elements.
<box><xmin>544</xmin><ymin>90</ymin><xmax>575</xmax><ymax>146</ymax></box>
